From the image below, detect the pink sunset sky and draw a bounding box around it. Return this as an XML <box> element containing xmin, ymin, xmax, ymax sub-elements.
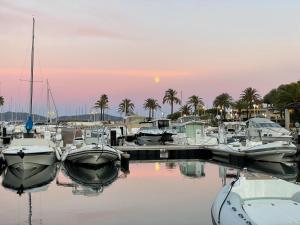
<box><xmin>1</xmin><ymin>0</ymin><xmax>300</xmax><ymax>116</ymax></box>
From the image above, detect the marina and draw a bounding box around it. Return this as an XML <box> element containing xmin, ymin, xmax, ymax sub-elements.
<box><xmin>1</xmin><ymin>1</ymin><xmax>300</xmax><ymax>224</ymax></box>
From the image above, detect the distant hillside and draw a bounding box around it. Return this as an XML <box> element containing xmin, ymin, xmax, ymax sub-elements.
<box><xmin>0</xmin><ymin>112</ymin><xmax>46</xmax><ymax>122</ymax></box>
<box><xmin>58</xmin><ymin>113</ymin><xmax>122</xmax><ymax>122</ymax></box>
<box><xmin>0</xmin><ymin>112</ymin><xmax>122</xmax><ymax>122</ymax></box>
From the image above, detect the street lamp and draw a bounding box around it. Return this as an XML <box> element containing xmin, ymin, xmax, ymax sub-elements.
<box><xmin>48</xmin><ymin>111</ymin><xmax>56</xmax><ymax>123</ymax></box>
<box><xmin>90</xmin><ymin>111</ymin><xmax>96</xmax><ymax>122</ymax></box>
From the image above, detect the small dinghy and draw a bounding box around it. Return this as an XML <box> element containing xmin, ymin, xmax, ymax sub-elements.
<box><xmin>211</xmin><ymin>175</ymin><xmax>300</xmax><ymax>225</ymax></box>
<box><xmin>62</xmin><ymin>129</ymin><xmax>120</xmax><ymax>166</ymax></box>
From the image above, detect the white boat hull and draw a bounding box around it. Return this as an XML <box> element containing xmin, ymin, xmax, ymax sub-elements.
<box><xmin>211</xmin><ymin>178</ymin><xmax>300</xmax><ymax>225</ymax></box>
<box><xmin>210</xmin><ymin>141</ymin><xmax>297</xmax><ymax>162</ymax></box>
<box><xmin>2</xmin><ymin>164</ymin><xmax>58</xmax><ymax>193</ymax></box>
<box><xmin>65</xmin><ymin>145</ymin><xmax>120</xmax><ymax>165</ymax></box>
<box><xmin>3</xmin><ymin>151</ymin><xmax>57</xmax><ymax>170</ymax></box>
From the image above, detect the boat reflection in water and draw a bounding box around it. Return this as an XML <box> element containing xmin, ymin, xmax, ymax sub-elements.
<box><xmin>58</xmin><ymin>161</ymin><xmax>120</xmax><ymax>196</ymax></box>
<box><xmin>179</xmin><ymin>161</ymin><xmax>205</xmax><ymax>178</ymax></box>
<box><xmin>213</xmin><ymin>158</ymin><xmax>299</xmax><ymax>182</ymax></box>
<box><xmin>2</xmin><ymin>163</ymin><xmax>58</xmax><ymax>195</ymax></box>
<box><xmin>212</xmin><ymin>172</ymin><xmax>300</xmax><ymax>225</ymax></box>
<box><xmin>2</xmin><ymin>163</ymin><xmax>59</xmax><ymax>225</ymax></box>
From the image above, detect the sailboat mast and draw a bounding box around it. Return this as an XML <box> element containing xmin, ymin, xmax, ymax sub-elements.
<box><xmin>29</xmin><ymin>17</ymin><xmax>35</xmax><ymax>117</ymax></box>
<box><xmin>47</xmin><ymin>79</ymin><xmax>49</xmax><ymax>123</ymax></box>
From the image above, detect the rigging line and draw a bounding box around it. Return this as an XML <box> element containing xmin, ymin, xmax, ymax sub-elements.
<box><xmin>48</xmin><ymin>82</ymin><xmax>59</xmax><ymax>121</ymax></box>
<box><xmin>36</xmin><ymin>37</ymin><xmax>46</xmax><ymax>117</ymax></box>
<box><xmin>217</xmin><ymin>179</ymin><xmax>238</xmax><ymax>224</ymax></box>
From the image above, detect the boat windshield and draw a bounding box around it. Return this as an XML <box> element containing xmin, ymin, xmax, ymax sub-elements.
<box><xmin>174</xmin><ymin>125</ymin><xmax>186</xmax><ymax>133</ymax></box>
<box><xmin>253</xmin><ymin>123</ymin><xmax>282</xmax><ymax>128</ymax></box>
<box><xmin>156</xmin><ymin>120</ymin><xmax>170</xmax><ymax>129</ymax></box>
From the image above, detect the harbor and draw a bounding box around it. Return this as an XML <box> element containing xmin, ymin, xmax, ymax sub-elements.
<box><xmin>2</xmin><ymin>1</ymin><xmax>300</xmax><ymax>225</ymax></box>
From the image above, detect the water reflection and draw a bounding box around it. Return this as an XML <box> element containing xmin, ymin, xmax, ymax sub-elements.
<box><xmin>1</xmin><ymin>164</ymin><xmax>58</xmax><ymax>225</ymax></box>
<box><xmin>0</xmin><ymin>158</ymin><xmax>299</xmax><ymax>225</ymax></box>
<box><xmin>57</xmin><ymin>162</ymin><xmax>120</xmax><ymax>196</ymax></box>
<box><xmin>179</xmin><ymin>161</ymin><xmax>205</xmax><ymax>178</ymax></box>
<box><xmin>2</xmin><ymin>164</ymin><xmax>58</xmax><ymax>195</ymax></box>
<box><xmin>211</xmin><ymin>159</ymin><xmax>298</xmax><ymax>182</ymax></box>
<box><xmin>212</xmin><ymin>172</ymin><xmax>300</xmax><ymax>225</ymax></box>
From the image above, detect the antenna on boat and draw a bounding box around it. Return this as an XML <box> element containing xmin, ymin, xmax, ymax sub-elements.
<box><xmin>25</xmin><ymin>17</ymin><xmax>35</xmax><ymax>133</ymax></box>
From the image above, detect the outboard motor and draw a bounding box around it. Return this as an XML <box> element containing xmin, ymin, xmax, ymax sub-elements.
<box><xmin>2</xmin><ymin>127</ymin><xmax>11</xmax><ymax>145</ymax></box>
<box><xmin>110</xmin><ymin>130</ymin><xmax>117</xmax><ymax>146</ymax></box>
<box><xmin>2</xmin><ymin>127</ymin><xmax>6</xmax><ymax>137</ymax></box>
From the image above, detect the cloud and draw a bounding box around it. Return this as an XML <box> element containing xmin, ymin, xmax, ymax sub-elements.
<box><xmin>74</xmin><ymin>27</ymin><xmax>130</xmax><ymax>40</ymax></box>
<box><xmin>0</xmin><ymin>1</ymin><xmax>36</xmax><ymax>16</ymax></box>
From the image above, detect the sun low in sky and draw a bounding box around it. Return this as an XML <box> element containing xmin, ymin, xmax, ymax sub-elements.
<box><xmin>0</xmin><ymin>0</ymin><xmax>300</xmax><ymax>116</ymax></box>
<box><xmin>154</xmin><ymin>76</ymin><xmax>160</xmax><ymax>84</ymax></box>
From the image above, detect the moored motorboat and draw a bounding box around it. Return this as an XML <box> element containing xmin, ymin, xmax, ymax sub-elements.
<box><xmin>62</xmin><ymin>129</ymin><xmax>120</xmax><ymax>166</ymax></box>
<box><xmin>135</xmin><ymin>127</ymin><xmax>164</xmax><ymax>145</ymax></box>
<box><xmin>246</xmin><ymin>117</ymin><xmax>292</xmax><ymax>142</ymax></box>
<box><xmin>211</xmin><ymin>175</ymin><xmax>300</xmax><ymax>225</ymax></box>
<box><xmin>210</xmin><ymin>140</ymin><xmax>297</xmax><ymax>162</ymax></box>
<box><xmin>64</xmin><ymin>144</ymin><xmax>120</xmax><ymax>165</ymax></box>
<box><xmin>2</xmin><ymin>131</ymin><xmax>60</xmax><ymax>170</ymax></box>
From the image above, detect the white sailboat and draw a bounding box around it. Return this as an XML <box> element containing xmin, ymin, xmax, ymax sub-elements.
<box><xmin>3</xmin><ymin>18</ymin><xmax>60</xmax><ymax>170</ymax></box>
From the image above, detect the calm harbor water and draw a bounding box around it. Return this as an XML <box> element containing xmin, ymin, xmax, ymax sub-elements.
<box><xmin>0</xmin><ymin>160</ymin><xmax>299</xmax><ymax>225</ymax></box>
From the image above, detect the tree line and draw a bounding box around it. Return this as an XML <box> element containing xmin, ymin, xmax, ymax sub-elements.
<box><xmin>1</xmin><ymin>81</ymin><xmax>298</xmax><ymax>122</ymax></box>
<box><xmin>94</xmin><ymin>81</ymin><xmax>300</xmax><ymax>121</ymax></box>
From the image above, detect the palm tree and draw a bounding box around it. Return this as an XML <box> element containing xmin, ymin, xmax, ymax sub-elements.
<box><xmin>180</xmin><ymin>104</ymin><xmax>191</xmax><ymax>116</ymax></box>
<box><xmin>0</xmin><ymin>96</ymin><xmax>4</xmax><ymax>107</ymax></box>
<box><xmin>240</xmin><ymin>87</ymin><xmax>260</xmax><ymax>119</ymax></box>
<box><xmin>213</xmin><ymin>93</ymin><xmax>233</xmax><ymax>119</ymax></box>
<box><xmin>187</xmin><ymin>95</ymin><xmax>204</xmax><ymax>115</ymax></box>
<box><xmin>162</xmin><ymin>89</ymin><xmax>181</xmax><ymax>115</ymax></box>
<box><xmin>94</xmin><ymin>94</ymin><xmax>109</xmax><ymax>121</ymax></box>
<box><xmin>0</xmin><ymin>96</ymin><xmax>4</xmax><ymax>121</ymax></box>
<box><xmin>118</xmin><ymin>98</ymin><xmax>135</xmax><ymax>116</ymax></box>
<box><xmin>143</xmin><ymin>98</ymin><xmax>161</xmax><ymax>120</ymax></box>
<box><xmin>233</xmin><ymin>100</ymin><xmax>247</xmax><ymax>120</ymax></box>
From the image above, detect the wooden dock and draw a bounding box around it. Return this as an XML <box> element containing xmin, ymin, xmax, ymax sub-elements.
<box><xmin>116</xmin><ymin>145</ymin><xmax>206</xmax><ymax>151</ymax></box>
<box><xmin>116</xmin><ymin>144</ymin><xmax>212</xmax><ymax>161</ymax></box>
